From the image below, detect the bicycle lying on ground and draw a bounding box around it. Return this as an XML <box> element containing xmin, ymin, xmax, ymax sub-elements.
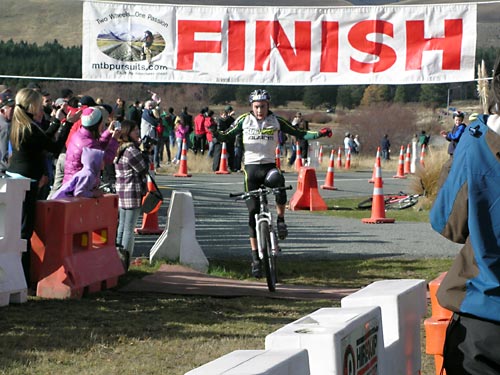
<box><xmin>230</xmin><ymin>185</ymin><xmax>293</xmax><ymax>292</ymax></box>
<box><xmin>357</xmin><ymin>192</ymin><xmax>421</xmax><ymax>210</ymax></box>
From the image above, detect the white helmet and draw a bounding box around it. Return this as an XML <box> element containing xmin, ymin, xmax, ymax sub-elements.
<box><xmin>249</xmin><ymin>89</ymin><xmax>271</xmax><ymax>103</ymax></box>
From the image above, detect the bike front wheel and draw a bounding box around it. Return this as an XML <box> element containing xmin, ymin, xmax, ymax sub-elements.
<box><xmin>385</xmin><ymin>196</ymin><xmax>418</xmax><ymax>210</ymax></box>
<box><xmin>258</xmin><ymin>221</ymin><xmax>277</xmax><ymax>292</ymax></box>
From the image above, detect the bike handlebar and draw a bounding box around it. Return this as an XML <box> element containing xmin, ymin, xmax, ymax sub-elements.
<box><xmin>229</xmin><ymin>185</ymin><xmax>293</xmax><ymax>200</ymax></box>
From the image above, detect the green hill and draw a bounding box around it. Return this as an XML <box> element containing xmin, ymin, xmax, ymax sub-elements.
<box><xmin>0</xmin><ymin>0</ymin><xmax>497</xmax><ymax>47</ymax></box>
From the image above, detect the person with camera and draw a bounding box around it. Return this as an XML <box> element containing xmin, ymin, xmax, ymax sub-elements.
<box><xmin>62</xmin><ymin>106</ymin><xmax>120</xmax><ymax>186</ymax></box>
<box><xmin>209</xmin><ymin>89</ymin><xmax>332</xmax><ymax>277</ymax></box>
<box><xmin>7</xmin><ymin>88</ymin><xmax>81</xmax><ymax>285</ymax></box>
<box><xmin>114</xmin><ymin>120</ymin><xmax>150</xmax><ymax>269</ymax></box>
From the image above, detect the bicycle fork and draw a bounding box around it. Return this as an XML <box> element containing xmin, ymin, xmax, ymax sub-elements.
<box><xmin>255</xmin><ymin>212</ymin><xmax>279</xmax><ymax>260</ymax></box>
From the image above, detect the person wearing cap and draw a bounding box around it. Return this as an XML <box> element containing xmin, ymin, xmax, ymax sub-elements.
<box><xmin>62</xmin><ymin>106</ymin><xmax>120</xmax><ymax>186</ymax></box>
<box><xmin>440</xmin><ymin>111</ymin><xmax>467</xmax><ymax>157</ymax></box>
<box><xmin>430</xmin><ymin>55</ymin><xmax>500</xmax><ymax>375</ymax></box>
<box><xmin>0</xmin><ymin>94</ymin><xmax>15</xmax><ymax>172</ymax></box>
<box><xmin>209</xmin><ymin>89</ymin><xmax>332</xmax><ymax>278</ymax></box>
<box><xmin>7</xmin><ymin>88</ymin><xmax>81</xmax><ymax>285</ymax></box>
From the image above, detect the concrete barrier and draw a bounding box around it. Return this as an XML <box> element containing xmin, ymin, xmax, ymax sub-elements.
<box><xmin>0</xmin><ymin>176</ymin><xmax>31</xmax><ymax>306</ymax></box>
<box><xmin>265</xmin><ymin>306</ymin><xmax>383</xmax><ymax>375</ymax></box>
<box><xmin>150</xmin><ymin>190</ymin><xmax>208</xmax><ymax>272</ymax></box>
<box><xmin>184</xmin><ymin>349</ymin><xmax>310</xmax><ymax>375</ymax></box>
<box><xmin>341</xmin><ymin>279</ymin><xmax>426</xmax><ymax>375</ymax></box>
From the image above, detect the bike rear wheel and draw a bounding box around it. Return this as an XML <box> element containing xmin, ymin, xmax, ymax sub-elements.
<box><xmin>258</xmin><ymin>221</ymin><xmax>277</xmax><ymax>292</ymax></box>
<box><xmin>357</xmin><ymin>197</ymin><xmax>373</xmax><ymax>210</ymax></box>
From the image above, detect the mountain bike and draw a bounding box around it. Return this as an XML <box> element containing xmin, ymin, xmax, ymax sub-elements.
<box><xmin>357</xmin><ymin>191</ymin><xmax>421</xmax><ymax>210</ymax></box>
<box><xmin>230</xmin><ymin>185</ymin><xmax>292</xmax><ymax>292</ymax></box>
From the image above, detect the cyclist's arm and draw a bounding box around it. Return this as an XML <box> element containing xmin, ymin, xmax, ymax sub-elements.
<box><xmin>277</xmin><ymin>116</ymin><xmax>320</xmax><ymax>140</ymax></box>
<box><xmin>210</xmin><ymin>113</ymin><xmax>245</xmax><ymax>141</ymax></box>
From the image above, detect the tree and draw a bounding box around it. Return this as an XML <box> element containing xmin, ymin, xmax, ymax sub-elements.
<box><xmin>302</xmin><ymin>86</ymin><xmax>337</xmax><ymax>109</ymax></box>
<box><xmin>336</xmin><ymin>85</ymin><xmax>366</xmax><ymax>109</ymax></box>
<box><xmin>419</xmin><ymin>84</ymin><xmax>448</xmax><ymax>107</ymax></box>
<box><xmin>360</xmin><ymin>85</ymin><xmax>390</xmax><ymax>106</ymax></box>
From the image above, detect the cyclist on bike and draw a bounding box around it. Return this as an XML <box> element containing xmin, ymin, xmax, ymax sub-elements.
<box><xmin>209</xmin><ymin>89</ymin><xmax>332</xmax><ymax>277</ymax></box>
<box><xmin>141</xmin><ymin>30</ymin><xmax>154</xmax><ymax>61</ymax></box>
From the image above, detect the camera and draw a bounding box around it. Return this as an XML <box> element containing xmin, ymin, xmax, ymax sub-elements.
<box><xmin>468</xmin><ymin>124</ymin><xmax>482</xmax><ymax>138</ymax></box>
<box><xmin>113</xmin><ymin>121</ymin><xmax>121</xmax><ymax>130</ymax></box>
<box><xmin>141</xmin><ymin>135</ymin><xmax>158</xmax><ymax>149</ymax></box>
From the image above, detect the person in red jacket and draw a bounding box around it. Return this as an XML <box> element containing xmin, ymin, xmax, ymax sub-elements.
<box><xmin>193</xmin><ymin>107</ymin><xmax>208</xmax><ymax>155</ymax></box>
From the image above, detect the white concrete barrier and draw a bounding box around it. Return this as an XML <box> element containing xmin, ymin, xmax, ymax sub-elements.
<box><xmin>149</xmin><ymin>190</ymin><xmax>208</xmax><ymax>272</ymax></box>
<box><xmin>265</xmin><ymin>306</ymin><xmax>383</xmax><ymax>375</ymax></box>
<box><xmin>0</xmin><ymin>176</ymin><xmax>31</xmax><ymax>306</ymax></box>
<box><xmin>341</xmin><ymin>279</ymin><xmax>426</xmax><ymax>375</ymax></box>
<box><xmin>184</xmin><ymin>349</ymin><xmax>310</xmax><ymax>375</ymax></box>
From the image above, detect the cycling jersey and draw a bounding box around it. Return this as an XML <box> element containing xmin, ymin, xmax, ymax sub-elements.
<box><xmin>213</xmin><ymin>111</ymin><xmax>320</xmax><ymax>165</ymax></box>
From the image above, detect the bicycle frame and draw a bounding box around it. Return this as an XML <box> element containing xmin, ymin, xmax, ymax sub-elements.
<box><xmin>254</xmin><ymin>192</ymin><xmax>279</xmax><ymax>260</ymax></box>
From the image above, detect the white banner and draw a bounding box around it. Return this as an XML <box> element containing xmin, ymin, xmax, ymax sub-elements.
<box><xmin>82</xmin><ymin>1</ymin><xmax>477</xmax><ymax>85</ymax></box>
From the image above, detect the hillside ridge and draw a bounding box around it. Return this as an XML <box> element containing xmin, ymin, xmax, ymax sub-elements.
<box><xmin>0</xmin><ymin>0</ymin><xmax>497</xmax><ymax>47</ymax></box>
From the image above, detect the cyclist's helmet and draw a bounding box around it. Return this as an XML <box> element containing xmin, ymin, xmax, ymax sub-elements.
<box><xmin>264</xmin><ymin>168</ymin><xmax>285</xmax><ymax>188</ymax></box>
<box><xmin>452</xmin><ymin>111</ymin><xmax>464</xmax><ymax>119</ymax></box>
<box><xmin>249</xmin><ymin>89</ymin><xmax>271</xmax><ymax>104</ymax></box>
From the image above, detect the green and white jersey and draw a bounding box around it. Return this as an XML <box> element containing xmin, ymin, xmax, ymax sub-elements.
<box><xmin>213</xmin><ymin>111</ymin><xmax>321</xmax><ymax>165</ymax></box>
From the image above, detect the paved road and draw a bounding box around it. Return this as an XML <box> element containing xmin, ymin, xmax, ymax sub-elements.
<box><xmin>133</xmin><ymin>169</ymin><xmax>462</xmax><ymax>260</ymax></box>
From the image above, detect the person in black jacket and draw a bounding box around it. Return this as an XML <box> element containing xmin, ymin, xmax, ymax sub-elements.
<box><xmin>7</xmin><ymin>88</ymin><xmax>81</xmax><ymax>286</ymax></box>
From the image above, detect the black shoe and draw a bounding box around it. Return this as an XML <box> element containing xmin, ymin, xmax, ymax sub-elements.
<box><xmin>277</xmin><ymin>221</ymin><xmax>288</xmax><ymax>240</ymax></box>
<box><xmin>251</xmin><ymin>260</ymin><xmax>262</xmax><ymax>278</ymax></box>
<box><xmin>117</xmin><ymin>246</ymin><xmax>130</xmax><ymax>271</ymax></box>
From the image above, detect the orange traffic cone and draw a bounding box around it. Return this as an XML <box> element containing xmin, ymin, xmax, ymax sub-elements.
<box><xmin>174</xmin><ymin>139</ymin><xmax>192</xmax><ymax>177</ymax></box>
<box><xmin>295</xmin><ymin>144</ymin><xmax>303</xmax><ymax>171</ymax></box>
<box><xmin>275</xmin><ymin>145</ymin><xmax>281</xmax><ymax>171</ymax></box>
<box><xmin>345</xmin><ymin>147</ymin><xmax>351</xmax><ymax>170</ymax></box>
<box><xmin>215</xmin><ymin>142</ymin><xmax>230</xmax><ymax>174</ymax></box>
<box><xmin>420</xmin><ymin>144</ymin><xmax>426</xmax><ymax>168</ymax></box>
<box><xmin>368</xmin><ymin>148</ymin><xmax>380</xmax><ymax>183</ymax></box>
<box><xmin>321</xmin><ymin>149</ymin><xmax>337</xmax><ymax>190</ymax></box>
<box><xmin>403</xmin><ymin>144</ymin><xmax>411</xmax><ymax>175</ymax></box>
<box><xmin>393</xmin><ymin>145</ymin><xmax>407</xmax><ymax>179</ymax></box>
<box><xmin>362</xmin><ymin>151</ymin><xmax>395</xmax><ymax>224</ymax></box>
<box><xmin>136</xmin><ymin>167</ymin><xmax>163</xmax><ymax>234</ymax></box>
<box><xmin>336</xmin><ymin>146</ymin><xmax>342</xmax><ymax>168</ymax></box>
<box><xmin>318</xmin><ymin>145</ymin><xmax>323</xmax><ymax>166</ymax></box>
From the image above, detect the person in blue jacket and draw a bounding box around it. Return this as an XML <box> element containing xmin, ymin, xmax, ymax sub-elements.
<box><xmin>430</xmin><ymin>56</ymin><xmax>500</xmax><ymax>375</ymax></box>
<box><xmin>440</xmin><ymin>111</ymin><xmax>467</xmax><ymax>156</ymax></box>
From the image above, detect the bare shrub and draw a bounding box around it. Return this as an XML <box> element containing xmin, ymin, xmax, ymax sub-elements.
<box><xmin>409</xmin><ymin>147</ymin><xmax>449</xmax><ymax>209</ymax></box>
<box><xmin>335</xmin><ymin>103</ymin><xmax>418</xmax><ymax>156</ymax></box>
<box><xmin>309</xmin><ymin>112</ymin><xmax>333</xmax><ymax>124</ymax></box>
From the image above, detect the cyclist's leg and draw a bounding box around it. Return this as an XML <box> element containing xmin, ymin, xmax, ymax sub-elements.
<box><xmin>264</xmin><ymin>166</ymin><xmax>288</xmax><ymax>239</ymax></box>
<box><xmin>245</xmin><ymin>164</ymin><xmax>265</xmax><ymax>277</ymax></box>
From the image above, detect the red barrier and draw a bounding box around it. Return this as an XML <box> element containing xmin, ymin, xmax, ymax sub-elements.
<box><xmin>424</xmin><ymin>272</ymin><xmax>452</xmax><ymax>375</ymax></box>
<box><xmin>30</xmin><ymin>195</ymin><xmax>125</xmax><ymax>299</ymax></box>
<box><xmin>289</xmin><ymin>167</ymin><xmax>327</xmax><ymax>211</ymax></box>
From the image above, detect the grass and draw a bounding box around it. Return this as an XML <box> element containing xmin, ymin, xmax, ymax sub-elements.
<box><xmin>1</xmin><ymin>257</ymin><xmax>452</xmax><ymax>375</ymax></box>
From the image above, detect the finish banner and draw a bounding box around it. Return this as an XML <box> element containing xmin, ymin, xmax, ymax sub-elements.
<box><xmin>82</xmin><ymin>1</ymin><xmax>477</xmax><ymax>85</ymax></box>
